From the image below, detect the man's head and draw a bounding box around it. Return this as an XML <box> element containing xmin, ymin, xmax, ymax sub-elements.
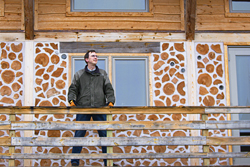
<box><xmin>84</xmin><ymin>50</ymin><xmax>98</xmax><ymax>66</ymax></box>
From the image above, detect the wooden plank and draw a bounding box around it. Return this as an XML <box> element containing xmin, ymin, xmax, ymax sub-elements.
<box><xmin>38</xmin><ymin>0</ymin><xmax>65</xmax><ymax>4</ymax></box>
<box><xmin>180</xmin><ymin>0</ymin><xmax>185</xmax><ymax>31</ymax></box>
<box><xmin>4</xmin><ymin>3</ymin><xmax>22</xmax><ymax>13</ymax></box>
<box><xmin>0</xmin><ymin>137</ymin><xmax>11</xmax><ymax>146</ymax></box>
<box><xmin>1</xmin><ymin>106</ymin><xmax>250</xmax><ymax>115</ymax></box>
<box><xmin>10</xmin><ymin>136</ymin><xmax>206</xmax><ymax>146</ymax></box>
<box><xmin>0</xmin><ymin>21</ymin><xmax>21</xmax><ymax>29</ymax></box>
<box><xmin>37</xmin><ymin>22</ymin><xmax>181</xmax><ymax>31</ymax></box>
<box><xmin>38</xmin><ymin>4</ymin><xmax>65</xmax><ymax>14</ymax></box>
<box><xmin>0</xmin><ymin>0</ymin><xmax>4</xmax><ymax>16</ymax></box>
<box><xmin>8</xmin><ymin>114</ymin><xmax>15</xmax><ymax>166</ymax></box>
<box><xmin>38</xmin><ymin>13</ymin><xmax>181</xmax><ymax>23</ymax></box>
<box><xmin>196</xmin><ymin>15</ymin><xmax>250</xmax><ymax>23</ymax></box>
<box><xmin>34</xmin><ymin>32</ymin><xmax>186</xmax><ymax>42</ymax></box>
<box><xmin>0</xmin><ymin>106</ymin><xmax>250</xmax><ymax>114</ymax></box>
<box><xmin>0</xmin><ymin>13</ymin><xmax>21</xmax><ymax>21</ymax></box>
<box><xmin>196</xmin><ymin>5</ymin><xmax>224</xmax><ymax>15</ymax></box>
<box><xmin>155</xmin><ymin>0</ymin><xmax>180</xmax><ymax>5</ymax></box>
<box><xmin>2</xmin><ymin>106</ymin><xmax>250</xmax><ymax>114</ymax></box>
<box><xmin>5</xmin><ymin>0</ymin><xmax>22</xmax><ymax>3</ymax></box>
<box><xmin>21</xmin><ymin>0</ymin><xmax>24</xmax><ymax>30</ymax></box>
<box><xmin>197</xmin><ymin>0</ymin><xmax>224</xmax><ymax>5</ymax></box>
<box><xmin>60</xmin><ymin>42</ymin><xmax>160</xmax><ymax>53</ymax></box>
<box><xmin>107</xmin><ymin>114</ymin><xmax>113</xmax><ymax>166</ymax></box>
<box><xmin>185</xmin><ymin>0</ymin><xmax>197</xmax><ymax>40</ymax></box>
<box><xmin>197</xmin><ymin>22</ymin><xmax>250</xmax><ymax>30</ymax></box>
<box><xmin>205</xmin><ymin>107</ymin><xmax>250</xmax><ymax>114</ymax></box>
<box><xmin>1</xmin><ymin>152</ymin><xmax>250</xmax><ymax>159</ymax></box>
<box><xmin>154</xmin><ymin>5</ymin><xmax>181</xmax><ymax>14</ymax></box>
<box><xmin>2</xmin><ymin>120</ymin><xmax>250</xmax><ymax>130</ymax></box>
<box><xmin>202</xmin><ymin>114</ymin><xmax>210</xmax><ymax>166</ymax></box>
<box><xmin>7</xmin><ymin>136</ymin><xmax>250</xmax><ymax>147</ymax></box>
<box><xmin>0</xmin><ymin>33</ymin><xmax>25</xmax><ymax>41</ymax></box>
<box><xmin>0</xmin><ymin>106</ymin><xmax>206</xmax><ymax>114</ymax></box>
<box><xmin>24</xmin><ymin>0</ymin><xmax>34</xmax><ymax>40</ymax></box>
<box><xmin>207</xmin><ymin>136</ymin><xmax>250</xmax><ymax>145</ymax></box>
<box><xmin>154</xmin><ymin>0</ymin><xmax>180</xmax><ymax>5</ymax></box>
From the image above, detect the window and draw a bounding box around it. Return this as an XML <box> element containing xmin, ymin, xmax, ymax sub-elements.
<box><xmin>225</xmin><ymin>0</ymin><xmax>250</xmax><ymax>17</ymax></box>
<box><xmin>66</xmin><ymin>0</ymin><xmax>153</xmax><ymax>16</ymax></box>
<box><xmin>70</xmin><ymin>54</ymin><xmax>150</xmax><ymax>106</ymax></box>
<box><xmin>112</xmin><ymin>57</ymin><xmax>149</xmax><ymax>106</ymax></box>
<box><xmin>71</xmin><ymin>0</ymin><xmax>149</xmax><ymax>12</ymax></box>
<box><xmin>228</xmin><ymin>46</ymin><xmax>250</xmax><ymax>165</ymax></box>
<box><xmin>230</xmin><ymin>0</ymin><xmax>250</xmax><ymax>13</ymax></box>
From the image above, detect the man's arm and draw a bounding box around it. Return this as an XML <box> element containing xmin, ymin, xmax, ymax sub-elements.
<box><xmin>68</xmin><ymin>73</ymin><xmax>79</xmax><ymax>106</ymax></box>
<box><xmin>103</xmin><ymin>71</ymin><xmax>115</xmax><ymax>105</ymax></box>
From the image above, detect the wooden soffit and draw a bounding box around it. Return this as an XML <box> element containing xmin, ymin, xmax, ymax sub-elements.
<box><xmin>185</xmin><ymin>0</ymin><xmax>197</xmax><ymax>40</ymax></box>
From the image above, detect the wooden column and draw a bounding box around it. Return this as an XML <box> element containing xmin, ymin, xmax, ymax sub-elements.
<box><xmin>9</xmin><ymin>114</ymin><xmax>16</xmax><ymax>166</ymax></box>
<box><xmin>24</xmin><ymin>0</ymin><xmax>34</xmax><ymax>40</ymax></box>
<box><xmin>107</xmin><ymin>113</ymin><xmax>113</xmax><ymax>166</ymax></box>
<box><xmin>202</xmin><ymin>114</ymin><xmax>210</xmax><ymax>166</ymax></box>
<box><xmin>185</xmin><ymin>0</ymin><xmax>197</xmax><ymax>40</ymax></box>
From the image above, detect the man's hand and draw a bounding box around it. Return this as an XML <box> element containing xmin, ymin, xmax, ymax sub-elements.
<box><xmin>108</xmin><ymin>102</ymin><xmax>114</xmax><ymax>107</ymax></box>
<box><xmin>69</xmin><ymin>100</ymin><xmax>76</xmax><ymax>106</ymax></box>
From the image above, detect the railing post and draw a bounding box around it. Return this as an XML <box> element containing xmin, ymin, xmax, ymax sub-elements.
<box><xmin>9</xmin><ymin>114</ymin><xmax>16</xmax><ymax>166</ymax></box>
<box><xmin>202</xmin><ymin>114</ymin><xmax>210</xmax><ymax>166</ymax></box>
<box><xmin>107</xmin><ymin>113</ymin><xmax>113</xmax><ymax>166</ymax></box>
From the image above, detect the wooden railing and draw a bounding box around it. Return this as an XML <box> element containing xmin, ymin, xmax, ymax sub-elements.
<box><xmin>0</xmin><ymin>106</ymin><xmax>250</xmax><ymax>166</ymax></box>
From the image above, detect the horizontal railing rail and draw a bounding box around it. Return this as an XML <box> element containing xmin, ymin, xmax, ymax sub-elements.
<box><xmin>0</xmin><ymin>106</ymin><xmax>250</xmax><ymax>166</ymax></box>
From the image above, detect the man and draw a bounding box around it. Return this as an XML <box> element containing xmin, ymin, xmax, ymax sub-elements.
<box><xmin>68</xmin><ymin>50</ymin><xmax>115</xmax><ymax>166</ymax></box>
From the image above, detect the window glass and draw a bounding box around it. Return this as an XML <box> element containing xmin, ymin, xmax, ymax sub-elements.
<box><xmin>230</xmin><ymin>0</ymin><xmax>250</xmax><ymax>12</ymax></box>
<box><xmin>236</xmin><ymin>55</ymin><xmax>250</xmax><ymax>122</ymax></box>
<box><xmin>72</xmin><ymin>0</ymin><xmax>148</xmax><ymax>12</ymax></box>
<box><xmin>113</xmin><ymin>58</ymin><xmax>148</xmax><ymax>106</ymax></box>
<box><xmin>73</xmin><ymin>57</ymin><xmax>107</xmax><ymax>76</ymax></box>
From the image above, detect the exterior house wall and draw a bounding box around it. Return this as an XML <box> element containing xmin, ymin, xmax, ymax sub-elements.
<box><xmin>0</xmin><ymin>0</ymin><xmax>250</xmax><ymax>166</ymax></box>
<box><xmin>0</xmin><ymin>40</ymin><xmax>230</xmax><ymax>166</ymax></box>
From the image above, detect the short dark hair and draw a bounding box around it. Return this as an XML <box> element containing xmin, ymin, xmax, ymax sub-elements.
<box><xmin>84</xmin><ymin>50</ymin><xmax>96</xmax><ymax>64</ymax></box>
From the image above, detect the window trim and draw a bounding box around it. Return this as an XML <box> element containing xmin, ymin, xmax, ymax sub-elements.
<box><xmin>225</xmin><ymin>0</ymin><xmax>250</xmax><ymax>17</ymax></box>
<box><xmin>66</xmin><ymin>0</ymin><xmax>153</xmax><ymax>17</ymax></box>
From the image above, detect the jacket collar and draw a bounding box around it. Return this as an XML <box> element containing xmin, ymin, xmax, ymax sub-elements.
<box><xmin>85</xmin><ymin>65</ymin><xmax>100</xmax><ymax>75</ymax></box>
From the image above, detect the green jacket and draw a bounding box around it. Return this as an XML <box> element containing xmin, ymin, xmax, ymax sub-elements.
<box><xmin>68</xmin><ymin>65</ymin><xmax>115</xmax><ymax>107</ymax></box>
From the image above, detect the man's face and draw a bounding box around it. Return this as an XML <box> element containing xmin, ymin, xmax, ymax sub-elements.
<box><xmin>86</xmin><ymin>52</ymin><xmax>98</xmax><ymax>65</ymax></box>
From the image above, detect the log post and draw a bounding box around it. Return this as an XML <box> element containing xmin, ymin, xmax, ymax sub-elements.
<box><xmin>9</xmin><ymin>114</ymin><xmax>16</xmax><ymax>166</ymax></box>
<box><xmin>202</xmin><ymin>114</ymin><xmax>210</xmax><ymax>166</ymax></box>
<box><xmin>106</xmin><ymin>113</ymin><xmax>113</xmax><ymax>166</ymax></box>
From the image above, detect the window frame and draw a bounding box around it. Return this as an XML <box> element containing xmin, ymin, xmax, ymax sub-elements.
<box><xmin>66</xmin><ymin>0</ymin><xmax>153</xmax><ymax>17</ymax></box>
<box><xmin>225</xmin><ymin>0</ymin><xmax>250</xmax><ymax>17</ymax></box>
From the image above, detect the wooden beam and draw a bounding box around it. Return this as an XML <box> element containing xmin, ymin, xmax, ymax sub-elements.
<box><xmin>185</xmin><ymin>0</ymin><xmax>197</xmax><ymax>40</ymax></box>
<box><xmin>4</xmin><ymin>136</ymin><xmax>250</xmax><ymax>147</ymax></box>
<box><xmin>1</xmin><ymin>152</ymin><xmax>250</xmax><ymax>159</ymax></box>
<box><xmin>1</xmin><ymin>120</ymin><xmax>250</xmax><ymax>130</ymax></box>
<box><xmin>60</xmin><ymin>42</ymin><xmax>160</xmax><ymax>53</ymax></box>
<box><xmin>24</xmin><ymin>0</ymin><xmax>34</xmax><ymax>40</ymax></box>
